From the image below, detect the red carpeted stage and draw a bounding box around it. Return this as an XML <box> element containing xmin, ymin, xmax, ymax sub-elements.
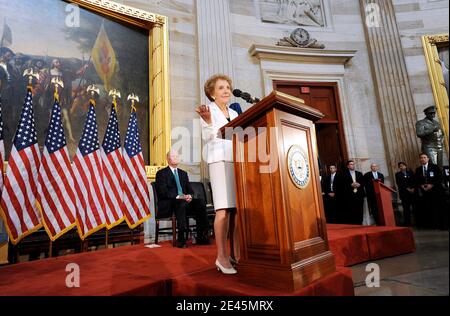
<box><xmin>0</xmin><ymin>225</ymin><xmax>415</xmax><ymax>296</ymax></box>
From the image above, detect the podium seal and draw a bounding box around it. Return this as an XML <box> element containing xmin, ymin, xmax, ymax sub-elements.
<box><xmin>287</xmin><ymin>145</ymin><xmax>310</xmax><ymax>189</ymax></box>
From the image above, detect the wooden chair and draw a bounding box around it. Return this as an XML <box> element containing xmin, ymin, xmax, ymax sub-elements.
<box><xmin>188</xmin><ymin>182</ymin><xmax>209</xmax><ymax>238</ymax></box>
<box><xmin>190</xmin><ymin>182</ymin><xmax>215</xmax><ymax>235</ymax></box>
<box><xmin>151</xmin><ymin>182</ymin><xmax>177</xmax><ymax>247</ymax></box>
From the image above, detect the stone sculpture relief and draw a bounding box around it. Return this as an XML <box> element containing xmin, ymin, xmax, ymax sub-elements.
<box><xmin>260</xmin><ymin>0</ymin><xmax>325</xmax><ymax>27</ymax></box>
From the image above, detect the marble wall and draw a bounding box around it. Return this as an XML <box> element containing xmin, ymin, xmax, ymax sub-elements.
<box><xmin>116</xmin><ymin>0</ymin><xmax>448</xmax><ymax>181</ymax></box>
<box><xmin>119</xmin><ymin>0</ymin><xmax>202</xmax><ymax>178</ymax></box>
<box><xmin>229</xmin><ymin>0</ymin><xmax>389</xmax><ymax>179</ymax></box>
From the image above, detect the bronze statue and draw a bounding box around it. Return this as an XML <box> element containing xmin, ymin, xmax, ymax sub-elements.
<box><xmin>416</xmin><ymin>106</ymin><xmax>445</xmax><ymax>169</ymax></box>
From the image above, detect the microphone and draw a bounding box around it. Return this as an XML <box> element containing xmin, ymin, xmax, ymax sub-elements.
<box><xmin>233</xmin><ymin>89</ymin><xmax>260</xmax><ymax>104</ymax></box>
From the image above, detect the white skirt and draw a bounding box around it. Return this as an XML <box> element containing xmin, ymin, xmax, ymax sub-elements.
<box><xmin>209</xmin><ymin>161</ymin><xmax>237</xmax><ymax>211</ymax></box>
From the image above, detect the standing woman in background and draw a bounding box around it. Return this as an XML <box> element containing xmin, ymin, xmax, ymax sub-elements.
<box><xmin>196</xmin><ymin>74</ymin><xmax>239</xmax><ymax>275</ymax></box>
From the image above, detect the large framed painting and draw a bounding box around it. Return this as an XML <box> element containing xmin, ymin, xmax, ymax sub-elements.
<box><xmin>0</xmin><ymin>0</ymin><xmax>171</xmax><ymax>177</ymax></box>
<box><xmin>423</xmin><ymin>34</ymin><xmax>449</xmax><ymax>155</ymax></box>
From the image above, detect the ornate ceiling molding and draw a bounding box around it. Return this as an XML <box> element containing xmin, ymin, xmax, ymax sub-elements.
<box><xmin>71</xmin><ymin>0</ymin><xmax>166</xmax><ymax>26</ymax></box>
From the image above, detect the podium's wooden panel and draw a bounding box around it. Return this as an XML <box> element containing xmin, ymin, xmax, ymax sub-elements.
<box><xmin>374</xmin><ymin>181</ymin><xmax>397</xmax><ymax>227</ymax></box>
<box><xmin>229</xmin><ymin>92</ymin><xmax>335</xmax><ymax>291</ymax></box>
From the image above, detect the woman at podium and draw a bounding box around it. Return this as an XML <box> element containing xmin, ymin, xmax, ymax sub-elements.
<box><xmin>196</xmin><ymin>74</ymin><xmax>240</xmax><ymax>275</ymax></box>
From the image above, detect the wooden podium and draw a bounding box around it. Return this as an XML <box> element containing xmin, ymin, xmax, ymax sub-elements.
<box><xmin>221</xmin><ymin>91</ymin><xmax>335</xmax><ymax>291</ymax></box>
<box><xmin>373</xmin><ymin>180</ymin><xmax>397</xmax><ymax>227</ymax></box>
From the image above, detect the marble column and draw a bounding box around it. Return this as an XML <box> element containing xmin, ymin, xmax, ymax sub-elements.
<box><xmin>196</xmin><ymin>0</ymin><xmax>234</xmax><ymax>178</ymax></box>
<box><xmin>196</xmin><ymin>0</ymin><xmax>234</xmax><ymax>104</ymax></box>
<box><xmin>360</xmin><ymin>0</ymin><xmax>421</xmax><ymax>178</ymax></box>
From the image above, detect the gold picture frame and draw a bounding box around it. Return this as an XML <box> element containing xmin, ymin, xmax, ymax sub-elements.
<box><xmin>422</xmin><ymin>33</ymin><xmax>449</xmax><ymax>155</ymax></box>
<box><xmin>69</xmin><ymin>0</ymin><xmax>172</xmax><ymax>179</ymax></box>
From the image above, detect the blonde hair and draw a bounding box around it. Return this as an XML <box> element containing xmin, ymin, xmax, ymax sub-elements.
<box><xmin>204</xmin><ymin>74</ymin><xmax>233</xmax><ymax>102</ymax></box>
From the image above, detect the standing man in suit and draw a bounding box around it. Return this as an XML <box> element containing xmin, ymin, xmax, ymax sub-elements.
<box><xmin>415</xmin><ymin>153</ymin><xmax>443</xmax><ymax>229</ymax></box>
<box><xmin>340</xmin><ymin>160</ymin><xmax>366</xmax><ymax>225</ymax></box>
<box><xmin>322</xmin><ymin>164</ymin><xmax>340</xmax><ymax>223</ymax></box>
<box><xmin>155</xmin><ymin>150</ymin><xmax>210</xmax><ymax>248</ymax></box>
<box><xmin>395</xmin><ymin>162</ymin><xmax>416</xmax><ymax>227</ymax></box>
<box><xmin>364</xmin><ymin>163</ymin><xmax>385</xmax><ymax>225</ymax></box>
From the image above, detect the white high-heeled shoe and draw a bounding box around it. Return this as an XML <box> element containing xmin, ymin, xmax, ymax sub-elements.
<box><xmin>215</xmin><ymin>259</ymin><xmax>237</xmax><ymax>275</ymax></box>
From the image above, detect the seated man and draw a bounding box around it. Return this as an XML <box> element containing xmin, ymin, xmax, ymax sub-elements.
<box><xmin>155</xmin><ymin>150</ymin><xmax>210</xmax><ymax>248</ymax></box>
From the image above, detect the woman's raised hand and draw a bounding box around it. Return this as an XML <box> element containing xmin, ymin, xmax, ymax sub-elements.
<box><xmin>195</xmin><ymin>104</ymin><xmax>212</xmax><ymax>124</ymax></box>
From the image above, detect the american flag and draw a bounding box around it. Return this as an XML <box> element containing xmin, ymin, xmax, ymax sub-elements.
<box><xmin>73</xmin><ymin>101</ymin><xmax>106</xmax><ymax>239</ymax></box>
<box><xmin>0</xmin><ymin>90</ymin><xmax>41</xmax><ymax>244</ymax></box>
<box><xmin>0</xmin><ymin>93</ymin><xmax>4</xmax><ymax>191</ymax></box>
<box><xmin>122</xmin><ymin>109</ymin><xmax>151</xmax><ymax>228</ymax></box>
<box><xmin>37</xmin><ymin>99</ymin><xmax>77</xmax><ymax>240</ymax></box>
<box><xmin>0</xmin><ymin>94</ymin><xmax>6</xmax><ymax>245</ymax></box>
<box><xmin>101</xmin><ymin>104</ymin><xmax>125</xmax><ymax>228</ymax></box>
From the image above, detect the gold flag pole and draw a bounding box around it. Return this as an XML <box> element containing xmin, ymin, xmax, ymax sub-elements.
<box><xmin>81</xmin><ymin>85</ymin><xmax>100</xmax><ymax>251</ymax></box>
<box><xmin>104</xmin><ymin>89</ymin><xmax>121</xmax><ymax>249</ymax></box>
<box><xmin>127</xmin><ymin>94</ymin><xmax>139</xmax><ymax>245</ymax></box>
<box><xmin>47</xmin><ymin>78</ymin><xmax>65</xmax><ymax>259</ymax></box>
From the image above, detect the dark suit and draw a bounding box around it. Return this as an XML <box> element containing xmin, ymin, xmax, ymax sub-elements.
<box><xmin>322</xmin><ymin>173</ymin><xmax>341</xmax><ymax>223</ymax></box>
<box><xmin>340</xmin><ymin>169</ymin><xmax>366</xmax><ymax>225</ymax></box>
<box><xmin>364</xmin><ymin>172</ymin><xmax>385</xmax><ymax>225</ymax></box>
<box><xmin>415</xmin><ymin>163</ymin><xmax>443</xmax><ymax>229</ymax></box>
<box><xmin>155</xmin><ymin>167</ymin><xmax>209</xmax><ymax>243</ymax></box>
<box><xmin>395</xmin><ymin>170</ymin><xmax>416</xmax><ymax>226</ymax></box>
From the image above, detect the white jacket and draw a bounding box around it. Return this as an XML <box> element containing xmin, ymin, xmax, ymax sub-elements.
<box><xmin>201</xmin><ymin>102</ymin><xmax>239</xmax><ymax>164</ymax></box>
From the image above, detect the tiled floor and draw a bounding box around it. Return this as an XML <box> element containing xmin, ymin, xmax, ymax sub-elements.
<box><xmin>352</xmin><ymin>229</ymin><xmax>449</xmax><ymax>296</ymax></box>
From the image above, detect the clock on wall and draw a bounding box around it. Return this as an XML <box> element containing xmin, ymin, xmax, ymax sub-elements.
<box><xmin>277</xmin><ymin>27</ymin><xmax>325</xmax><ymax>49</ymax></box>
<box><xmin>290</xmin><ymin>28</ymin><xmax>311</xmax><ymax>46</ymax></box>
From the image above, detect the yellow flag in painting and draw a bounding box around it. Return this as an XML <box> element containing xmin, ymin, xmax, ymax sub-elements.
<box><xmin>92</xmin><ymin>24</ymin><xmax>116</xmax><ymax>91</ymax></box>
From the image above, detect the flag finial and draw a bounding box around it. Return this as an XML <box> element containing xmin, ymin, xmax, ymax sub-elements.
<box><xmin>87</xmin><ymin>84</ymin><xmax>100</xmax><ymax>106</ymax></box>
<box><xmin>127</xmin><ymin>93</ymin><xmax>139</xmax><ymax>113</ymax></box>
<box><xmin>51</xmin><ymin>77</ymin><xmax>64</xmax><ymax>102</ymax></box>
<box><xmin>22</xmin><ymin>68</ymin><xmax>39</xmax><ymax>90</ymax></box>
<box><xmin>109</xmin><ymin>89</ymin><xmax>121</xmax><ymax>111</ymax></box>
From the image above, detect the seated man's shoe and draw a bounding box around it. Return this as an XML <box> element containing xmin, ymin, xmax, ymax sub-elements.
<box><xmin>196</xmin><ymin>237</ymin><xmax>210</xmax><ymax>245</ymax></box>
<box><xmin>177</xmin><ymin>241</ymin><xmax>188</xmax><ymax>249</ymax></box>
<box><xmin>229</xmin><ymin>256</ymin><xmax>239</xmax><ymax>266</ymax></box>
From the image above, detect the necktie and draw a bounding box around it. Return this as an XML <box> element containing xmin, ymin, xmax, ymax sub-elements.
<box><xmin>173</xmin><ymin>169</ymin><xmax>184</xmax><ymax>196</ymax></box>
<box><xmin>423</xmin><ymin>166</ymin><xmax>427</xmax><ymax>177</ymax></box>
<box><xmin>374</xmin><ymin>172</ymin><xmax>378</xmax><ymax>180</ymax></box>
<box><xmin>331</xmin><ymin>175</ymin><xmax>334</xmax><ymax>192</ymax></box>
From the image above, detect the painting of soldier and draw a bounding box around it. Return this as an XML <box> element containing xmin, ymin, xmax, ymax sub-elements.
<box><xmin>0</xmin><ymin>0</ymin><xmax>150</xmax><ymax>163</ymax></box>
<box><xmin>260</xmin><ymin>0</ymin><xmax>325</xmax><ymax>27</ymax></box>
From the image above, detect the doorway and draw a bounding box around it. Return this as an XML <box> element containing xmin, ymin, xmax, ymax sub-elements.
<box><xmin>274</xmin><ymin>81</ymin><xmax>348</xmax><ymax>175</ymax></box>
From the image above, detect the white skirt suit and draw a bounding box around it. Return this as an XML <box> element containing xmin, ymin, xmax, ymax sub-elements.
<box><xmin>201</xmin><ymin>102</ymin><xmax>239</xmax><ymax>211</ymax></box>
